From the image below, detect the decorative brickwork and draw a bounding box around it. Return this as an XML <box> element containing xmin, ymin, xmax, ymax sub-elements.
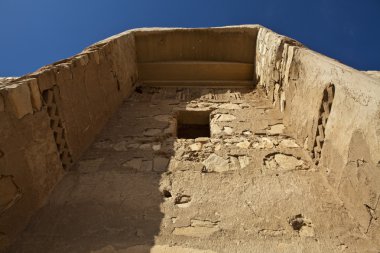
<box><xmin>42</xmin><ymin>86</ymin><xmax>73</xmax><ymax>169</ymax></box>
<box><xmin>312</xmin><ymin>84</ymin><xmax>335</xmax><ymax>165</ymax></box>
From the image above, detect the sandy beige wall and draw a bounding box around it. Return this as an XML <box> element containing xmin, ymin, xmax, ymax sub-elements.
<box><xmin>1</xmin><ymin>26</ymin><xmax>260</xmax><ymax>250</ymax></box>
<box><xmin>134</xmin><ymin>27</ymin><xmax>258</xmax><ymax>63</ymax></box>
<box><xmin>1</xmin><ymin>25</ymin><xmax>379</xmax><ymax>249</ymax></box>
<box><xmin>256</xmin><ymin>27</ymin><xmax>380</xmax><ymax>239</ymax></box>
<box><xmin>0</xmin><ymin>32</ymin><xmax>137</xmax><ymax>249</ymax></box>
<box><xmin>284</xmin><ymin>48</ymin><xmax>380</xmax><ymax>235</ymax></box>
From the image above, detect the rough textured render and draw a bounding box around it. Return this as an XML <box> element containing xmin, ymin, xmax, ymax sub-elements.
<box><xmin>0</xmin><ymin>25</ymin><xmax>379</xmax><ymax>253</ymax></box>
<box><xmin>363</xmin><ymin>70</ymin><xmax>380</xmax><ymax>80</ymax></box>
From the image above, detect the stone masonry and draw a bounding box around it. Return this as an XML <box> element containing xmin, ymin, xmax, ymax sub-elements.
<box><xmin>1</xmin><ymin>25</ymin><xmax>380</xmax><ymax>252</ymax></box>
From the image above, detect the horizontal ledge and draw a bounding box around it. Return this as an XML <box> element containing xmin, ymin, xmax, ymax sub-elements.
<box><xmin>138</xmin><ymin>61</ymin><xmax>254</xmax><ymax>81</ymax></box>
<box><xmin>140</xmin><ymin>80</ymin><xmax>255</xmax><ymax>88</ymax></box>
<box><xmin>138</xmin><ymin>61</ymin><xmax>253</xmax><ymax>64</ymax></box>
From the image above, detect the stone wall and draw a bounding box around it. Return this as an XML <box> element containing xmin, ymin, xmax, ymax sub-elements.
<box><xmin>0</xmin><ymin>31</ymin><xmax>137</xmax><ymax>249</ymax></box>
<box><xmin>284</xmin><ymin>48</ymin><xmax>380</xmax><ymax>239</ymax></box>
<box><xmin>255</xmin><ymin>27</ymin><xmax>380</xmax><ymax>241</ymax></box>
<box><xmin>1</xmin><ymin>25</ymin><xmax>379</xmax><ymax>249</ymax></box>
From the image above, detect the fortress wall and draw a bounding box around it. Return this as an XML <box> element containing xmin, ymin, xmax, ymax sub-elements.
<box><xmin>1</xmin><ymin>25</ymin><xmax>379</xmax><ymax>249</ymax></box>
<box><xmin>284</xmin><ymin>48</ymin><xmax>380</xmax><ymax>235</ymax></box>
<box><xmin>0</xmin><ymin>83</ymin><xmax>64</xmax><ymax>248</ymax></box>
<box><xmin>255</xmin><ymin>26</ymin><xmax>380</xmax><ymax>237</ymax></box>
<box><xmin>0</xmin><ymin>31</ymin><xmax>137</xmax><ymax>248</ymax></box>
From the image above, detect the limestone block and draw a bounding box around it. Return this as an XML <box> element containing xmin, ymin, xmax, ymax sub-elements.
<box><xmin>35</xmin><ymin>68</ymin><xmax>56</xmax><ymax>91</ymax></box>
<box><xmin>92</xmin><ymin>50</ymin><xmax>100</xmax><ymax>64</ymax></box>
<box><xmin>279</xmin><ymin>139</ymin><xmax>299</xmax><ymax>148</ymax></box>
<box><xmin>77</xmin><ymin>54</ymin><xmax>89</xmax><ymax>66</ymax></box>
<box><xmin>92</xmin><ymin>244</ymin><xmax>217</xmax><ymax>253</ymax></box>
<box><xmin>123</xmin><ymin>158</ymin><xmax>142</xmax><ymax>170</ymax></box>
<box><xmin>236</xmin><ymin>140</ymin><xmax>250</xmax><ymax>149</ymax></box>
<box><xmin>154</xmin><ymin>114</ymin><xmax>172</xmax><ymax>122</ymax></box>
<box><xmin>238</xmin><ymin>156</ymin><xmax>250</xmax><ymax>168</ymax></box>
<box><xmin>152</xmin><ymin>143</ymin><xmax>161</xmax><ymax>151</ymax></box>
<box><xmin>280</xmin><ymin>91</ymin><xmax>286</xmax><ymax>112</ymax></box>
<box><xmin>210</xmin><ymin>124</ymin><xmax>222</xmax><ymax>135</ymax></box>
<box><xmin>139</xmin><ymin>143</ymin><xmax>151</xmax><ymax>150</ymax></box>
<box><xmin>242</xmin><ymin>130</ymin><xmax>252</xmax><ymax>136</ymax></box>
<box><xmin>6</xmin><ymin>83</ymin><xmax>33</xmax><ymax>119</ymax></box>
<box><xmin>55</xmin><ymin>64</ymin><xmax>73</xmax><ymax>83</ymax></box>
<box><xmin>223</xmin><ymin>126</ymin><xmax>234</xmax><ymax>135</ymax></box>
<box><xmin>229</xmin><ymin>156</ymin><xmax>240</xmax><ymax>170</ymax></box>
<box><xmin>172</xmin><ymin>226</ymin><xmax>219</xmax><ymax>238</ymax></box>
<box><xmin>274</xmin><ymin>154</ymin><xmax>304</xmax><ymax>171</ymax></box>
<box><xmin>0</xmin><ymin>175</ymin><xmax>21</xmax><ymax>213</ymax></box>
<box><xmin>141</xmin><ymin>160</ymin><xmax>153</xmax><ymax>172</ymax></box>
<box><xmin>189</xmin><ymin>143</ymin><xmax>202</xmax><ymax>151</ymax></box>
<box><xmin>153</xmin><ymin>156</ymin><xmax>169</xmax><ymax>172</ymax></box>
<box><xmin>112</xmin><ymin>141</ymin><xmax>128</xmax><ymax>151</ymax></box>
<box><xmin>218</xmin><ymin>103</ymin><xmax>241</xmax><ymax>110</ymax></box>
<box><xmin>215</xmin><ymin>114</ymin><xmax>236</xmax><ymax>122</ymax></box>
<box><xmin>252</xmin><ymin>137</ymin><xmax>274</xmax><ymax>149</ymax></box>
<box><xmin>28</xmin><ymin>78</ymin><xmax>42</xmax><ymax>111</ymax></box>
<box><xmin>266</xmin><ymin>123</ymin><xmax>285</xmax><ymax>135</ymax></box>
<box><xmin>203</xmin><ymin>154</ymin><xmax>229</xmax><ymax>172</ymax></box>
<box><xmin>144</xmin><ymin>128</ymin><xmax>162</xmax><ymax>136</ymax></box>
<box><xmin>194</xmin><ymin>137</ymin><xmax>209</xmax><ymax>143</ymax></box>
<box><xmin>0</xmin><ymin>94</ymin><xmax>4</xmax><ymax>112</ymax></box>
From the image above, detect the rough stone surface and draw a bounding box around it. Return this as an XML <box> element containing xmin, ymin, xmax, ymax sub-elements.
<box><xmin>189</xmin><ymin>143</ymin><xmax>202</xmax><ymax>151</ymax></box>
<box><xmin>0</xmin><ymin>176</ymin><xmax>21</xmax><ymax>213</ymax></box>
<box><xmin>6</xmin><ymin>86</ymin><xmax>380</xmax><ymax>253</ymax></box>
<box><xmin>6</xmin><ymin>83</ymin><xmax>33</xmax><ymax>119</ymax></box>
<box><xmin>215</xmin><ymin>114</ymin><xmax>236</xmax><ymax>122</ymax></box>
<box><xmin>153</xmin><ymin>156</ymin><xmax>169</xmax><ymax>172</ymax></box>
<box><xmin>203</xmin><ymin>154</ymin><xmax>230</xmax><ymax>172</ymax></box>
<box><xmin>1</xmin><ymin>26</ymin><xmax>380</xmax><ymax>253</ymax></box>
<box><xmin>0</xmin><ymin>94</ymin><xmax>4</xmax><ymax>112</ymax></box>
<box><xmin>236</xmin><ymin>140</ymin><xmax>250</xmax><ymax>149</ymax></box>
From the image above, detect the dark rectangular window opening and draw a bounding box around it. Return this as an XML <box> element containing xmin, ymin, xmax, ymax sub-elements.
<box><xmin>177</xmin><ymin>110</ymin><xmax>211</xmax><ymax>139</ymax></box>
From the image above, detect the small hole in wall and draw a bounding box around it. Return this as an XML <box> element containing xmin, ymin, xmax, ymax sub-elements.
<box><xmin>0</xmin><ymin>149</ymin><xmax>4</xmax><ymax>158</ymax></box>
<box><xmin>162</xmin><ymin>190</ymin><xmax>172</xmax><ymax>198</ymax></box>
<box><xmin>135</xmin><ymin>86</ymin><xmax>143</xmax><ymax>94</ymax></box>
<box><xmin>176</xmin><ymin>110</ymin><xmax>211</xmax><ymax>139</ymax></box>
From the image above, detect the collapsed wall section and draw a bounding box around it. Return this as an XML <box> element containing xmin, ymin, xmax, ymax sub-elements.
<box><xmin>0</xmin><ymin>32</ymin><xmax>137</xmax><ymax>249</ymax></box>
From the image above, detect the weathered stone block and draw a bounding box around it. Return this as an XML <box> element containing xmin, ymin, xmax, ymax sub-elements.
<box><xmin>34</xmin><ymin>68</ymin><xmax>56</xmax><ymax>91</ymax></box>
<box><xmin>0</xmin><ymin>175</ymin><xmax>21</xmax><ymax>213</ymax></box>
<box><xmin>6</xmin><ymin>83</ymin><xmax>33</xmax><ymax>119</ymax></box>
<box><xmin>27</xmin><ymin>78</ymin><xmax>42</xmax><ymax>111</ymax></box>
<box><xmin>0</xmin><ymin>94</ymin><xmax>4</xmax><ymax>112</ymax></box>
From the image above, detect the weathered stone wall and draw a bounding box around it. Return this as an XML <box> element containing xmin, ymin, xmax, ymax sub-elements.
<box><xmin>284</xmin><ymin>48</ymin><xmax>380</xmax><ymax>238</ymax></box>
<box><xmin>255</xmin><ymin>27</ymin><xmax>380</xmax><ymax>241</ymax></box>
<box><xmin>1</xmin><ymin>25</ymin><xmax>379</xmax><ymax>250</ymax></box>
<box><xmin>255</xmin><ymin>27</ymin><xmax>303</xmax><ymax>111</ymax></box>
<box><xmin>363</xmin><ymin>70</ymin><xmax>380</xmax><ymax>80</ymax></box>
<box><xmin>0</xmin><ymin>31</ymin><xmax>137</xmax><ymax>249</ymax></box>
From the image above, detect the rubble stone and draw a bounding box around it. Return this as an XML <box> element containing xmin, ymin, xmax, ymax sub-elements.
<box><xmin>153</xmin><ymin>156</ymin><xmax>169</xmax><ymax>172</ymax></box>
<box><xmin>203</xmin><ymin>154</ymin><xmax>230</xmax><ymax>172</ymax></box>
<box><xmin>236</xmin><ymin>140</ymin><xmax>250</xmax><ymax>149</ymax></box>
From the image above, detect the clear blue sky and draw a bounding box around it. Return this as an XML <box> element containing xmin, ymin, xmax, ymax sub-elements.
<box><xmin>0</xmin><ymin>0</ymin><xmax>379</xmax><ymax>76</ymax></box>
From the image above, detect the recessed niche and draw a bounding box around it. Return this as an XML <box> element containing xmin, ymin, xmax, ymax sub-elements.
<box><xmin>176</xmin><ymin>110</ymin><xmax>211</xmax><ymax>139</ymax></box>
